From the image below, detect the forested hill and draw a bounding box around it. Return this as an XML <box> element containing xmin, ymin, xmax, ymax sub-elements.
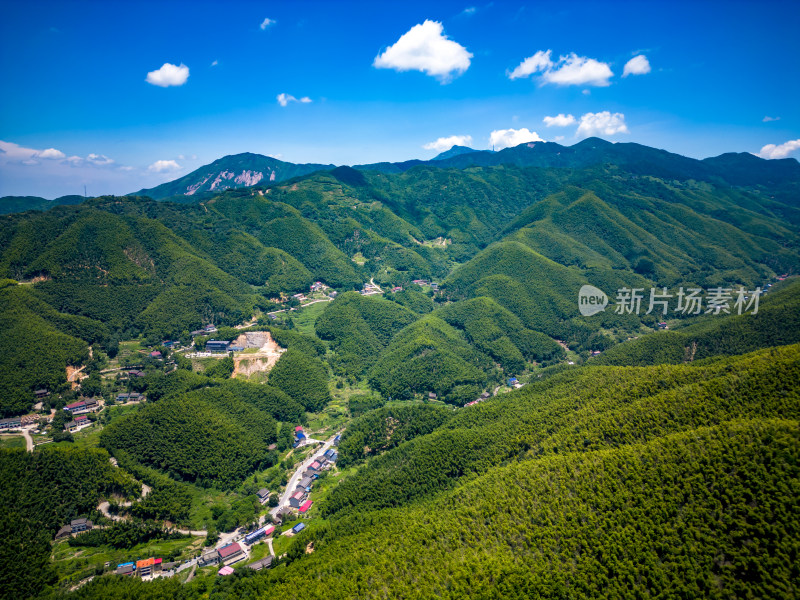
<box><xmin>2</xmin><ymin>147</ymin><xmax>799</xmax><ymax>415</ymax></box>
<box><xmin>43</xmin><ymin>344</ymin><xmax>800</xmax><ymax>599</ymax></box>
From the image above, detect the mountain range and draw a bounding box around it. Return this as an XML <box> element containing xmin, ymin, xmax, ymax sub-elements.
<box><xmin>2</xmin><ymin>137</ymin><xmax>800</xmax><ymax>600</ymax></box>
<box><xmin>3</xmin><ymin>138</ymin><xmax>799</xmax><ymax>210</ymax></box>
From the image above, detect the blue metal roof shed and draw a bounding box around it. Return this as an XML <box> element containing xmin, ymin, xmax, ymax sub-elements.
<box><xmin>292</xmin><ymin>523</ymin><xmax>306</xmax><ymax>534</ymax></box>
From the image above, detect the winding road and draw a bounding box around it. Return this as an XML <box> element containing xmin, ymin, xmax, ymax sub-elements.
<box><xmin>267</xmin><ymin>430</ymin><xmax>342</xmax><ymax>522</ymax></box>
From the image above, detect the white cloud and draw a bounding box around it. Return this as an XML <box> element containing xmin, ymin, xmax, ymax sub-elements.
<box><xmin>543</xmin><ymin>53</ymin><xmax>613</xmax><ymax>86</ymax></box>
<box><xmin>757</xmin><ymin>139</ymin><xmax>800</xmax><ymax>159</ymax></box>
<box><xmin>582</xmin><ymin>89</ymin><xmax>591</xmax><ymax>95</ymax></box>
<box><xmin>148</xmin><ymin>159</ymin><xmax>181</xmax><ymax>173</ymax></box>
<box><xmin>260</xmin><ymin>18</ymin><xmax>276</xmax><ymax>30</ymax></box>
<box><xmin>145</xmin><ymin>63</ymin><xmax>189</xmax><ymax>87</ymax></box>
<box><xmin>553</xmin><ymin>136</ymin><xmax>565</xmax><ymax>142</ymax></box>
<box><xmin>277</xmin><ymin>93</ymin><xmax>312</xmax><ymax>107</ymax></box>
<box><xmin>509</xmin><ymin>51</ymin><xmax>613</xmax><ymax>87</ymax></box>
<box><xmin>543</xmin><ymin>113</ymin><xmax>576</xmax><ymax>128</ymax></box>
<box><xmin>462</xmin><ymin>6</ymin><xmax>477</xmax><ymax>16</ymax></box>
<box><xmin>38</xmin><ymin>148</ymin><xmax>66</xmax><ymax>159</ymax></box>
<box><xmin>0</xmin><ymin>140</ymin><xmax>118</xmax><ymax>168</ymax></box>
<box><xmin>508</xmin><ymin>50</ymin><xmax>552</xmax><ymax>79</ymax></box>
<box><xmin>622</xmin><ymin>54</ymin><xmax>651</xmax><ymax>77</ymax></box>
<box><xmin>576</xmin><ymin>111</ymin><xmax>629</xmax><ymax>137</ymax></box>
<box><xmin>762</xmin><ymin>116</ymin><xmax>780</xmax><ymax>122</ymax></box>
<box><xmin>210</xmin><ymin>60</ymin><xmax>218</xmax><ymax>67</ymax></box>
<box><xmin>373</xmin><ymin>20</ymin><xmax>472</xmax><ymax>82</ymax></box>
<box><xmin>489</xmin><ymin>128</ymin><xmax>544</xmax><ymax>150</ymax></box>
<box><xmin>423</xmin><ymin>135</ymin><xmax>473</xmax><ymax>152</ymax></box>
<box><xmin>87</xmin><ymin>153</ymin><xmax>114</xmax><ymax>166</ymax></box>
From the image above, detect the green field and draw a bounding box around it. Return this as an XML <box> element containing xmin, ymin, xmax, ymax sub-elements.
<box><xmin>0</xmin><ymin>434</ymin><xmax>26</xmax><ymax>449</ymax></box>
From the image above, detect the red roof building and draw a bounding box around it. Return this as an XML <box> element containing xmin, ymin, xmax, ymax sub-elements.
<box><xmin>263</xmin><ymin>525</ymin><xmax>275</xmax><ymax>536</ymax></box>
<box><xmin>295</xmin><ymin>425</ymin><xmax>303</xmax><ymax>432</ymax></box>
<box><xmin>299</xmin><ymin>500</ymin><xmax>313</xmax><ymax>513</ymax></box>
<box><xmin>218</xmin><ymin>542</ymin><xmax>243</xmax><ymax>561</ymax></box>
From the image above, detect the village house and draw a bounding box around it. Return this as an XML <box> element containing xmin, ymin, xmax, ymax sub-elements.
<box><xmin>244</xmin><ymin>525</ymin><xmax>275</xmax><ymax>545</ymax></box>
<box><xmin>64</xmin><ymin>401</ymin><xmax>89</xmax><ymax>415</ymax></box>
<box><xmin>289</xmin><ymin>490</ymin><xmax>307</xmax><ymax>508</ymax></box>
<box><xmin>256</xmin><ymin>488</ymin><xmax>270</xmax><ymax>504</ymax></box>
<box><xmin>115</xmin><ymin>562</ymin><xmax>135</xmax><ymax>576</ymax></box>
<box><xmin>0</xmin><ymin>416</ymin><xmax>21</xmax><ymax>430</ymax></box>
<box><xmin>299</xmin><ymin>499</ymin><xmax>313</xmax><ymax>514</ymax></box>
<box><xmin>71</xmin><ymin>517</ymin><xmax>93</xmax><ymax>533</ymax></box>
<box><xmin>218</xmin><ymin>542</ymin><xmax>245</xmax><ymax>565</ymax></box>
<box><xmin>64</xmin><ymin>415</ymin><xmax>89</xmax><ymax>431</ymax></box>
<box><xmin>136</xmin><ymin>558</ymin><xmax>155</xmax><ymax>578</ymax></box>
<box><xmin>248</xmin><ymin>556</ymin><xmax>274</xmax><ymax>571</ymax></box>
<box><xmin>205</xmin><ymin>340</ymin><xmax>230</xmax><ymax>353</ymax></box>
<box><xmin>34</xmin><ymin>389</ymin><xmax>50</xmax><ymax>400</ymax></box>
<box><xmin>199</xmin><ymin>550</ymin><xmax>220</xmax><ymax>566</ymax></box>
<box><xmin>57</xmin><ymin>517</ymin><xmax>94</xmax><ymax>538</ymax></box>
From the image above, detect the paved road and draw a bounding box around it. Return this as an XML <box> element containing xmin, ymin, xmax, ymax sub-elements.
<box><xmin>22</xmin><ymin>427</ymin><xmax>34</xmax><ymax>452</ymax></box>
<box><xmin>267</xmin><ymin>430</ymin><xmax>342</xmax><ymax>521</ymax></box>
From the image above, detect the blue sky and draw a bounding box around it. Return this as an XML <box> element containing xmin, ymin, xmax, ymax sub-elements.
<box><xmin>1</xmin><ymin>0</ymin><xmax>798</xmax><ymax>198</ymax></box>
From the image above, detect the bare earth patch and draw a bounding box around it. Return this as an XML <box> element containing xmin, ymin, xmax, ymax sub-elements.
<box><xmin>231</xmin><ymin>331</ymin><xmax>286</xmax><ymax>380</ymax></box>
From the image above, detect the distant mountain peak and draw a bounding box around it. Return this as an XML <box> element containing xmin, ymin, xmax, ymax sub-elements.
<box><xmin>134</xmin><ymin>153</ymin><xmax>335</xmax><ymax>200</ymax></box>
<box><xmin>432</xmin><ymin>145</ymin><xmax>481</xmax><ymax>161</ymax></box>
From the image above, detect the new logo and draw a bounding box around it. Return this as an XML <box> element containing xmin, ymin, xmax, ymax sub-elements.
<box><xmin>578</xmin><ymin>285</ymin><xmax>608</xmax><ymax>316</ymax></box>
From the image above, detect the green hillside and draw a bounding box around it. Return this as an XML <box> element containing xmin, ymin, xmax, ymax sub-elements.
<box><xmin>45</xmin><ymin>344</ymin><xmax>800</xmax><ymax>600</ymax></box>
<box><xmin>367</xmin><ymin>313</ymin><xmax>494</xmax><ymax>400</ymax></box>
<box><xmin>594</xmin><ymin>278</ymin><xmax>800</xmax><ymax>366</ymax></box>
<box><xmin>0</xmin><ymin>281</ymin><xmax>106</xmax><ymax>416</ymax></box>
<box><xmin>315</xmin><ymin>291</ymin><xmax>418</xmax><ymax>378</ymax></box>
<box><xmin>0</xmin><ymin>194</ymin><xmax>85</xmax><ymax>216</ymax></box>
<box><xmin>99</xmin><ymin>392</ymin><xmax>278</xmax><ymax>489</ymax></box>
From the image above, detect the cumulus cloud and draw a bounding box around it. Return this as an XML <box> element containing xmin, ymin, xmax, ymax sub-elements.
<box><xmin>509</xmin><ymin>51</ymin><xmax>613</xmax><ymax>87</ymax></box>
<box><xmin>622</xmin><ymin>54</ymin><xmax>651</xmax><ymax>77</ymax></box>
<box><xmin>576</xmin><ymin>111</ymin><xmax>629</xmax><ymax>137</ymax></box>
<box><xmin>210</xmin><ymin>60</ymin><xmax>218</xmax><ymax>67</ymax></box>
<box><xmin>762</xmin><ymin>116</ymin><xmax>780</xmax><ymax>122</ymax></box>
<box><xmin>373</xmin><ymin>20</ymin><xmax>472</xmax><ymax>82</ymax></box>
<box><xmin>277</xmin><ymin>93</ymin><xmax>312</xmax><ymax>107</ymax></box>
<box><xmin>148</xmin><ymin>159</ymin><xmax>181</xmax><ymax>173</ymax></box>
<box><xmin>757</xmin><ymin>139</ymin><xmax>800</xmax><ymax>159</ymax></box>
<box><xmin>146</xmin><ymin>63</ymin><xmax>189</xmax><ymax>87</ymax></box>
<box><xmin>508</xmin><ymin>50</ymin><xmax>553</xmax><ymax>80</ymax></box>
<box><xmin>489</xmin><ymin>128</ymin><xmax>544</xmax><ymax>150</ymax></box>
<box><xmin>38</xmin><ymin>148</ymin><xmax>66</xmax><ymax>159</ymax></box>
<box><xmin>0</xmin><ymin>140</ymin><xmax>119</xmax><ymax>168</ymax></box>
<box><xmin>260</xmin><ymin>17</ymin><xmax>276</xmax><ymax>30</ymax></box>
<box><xmin>543</xmin><ymin>113</ymin><xmax>576</xmax><ymax>128</ymax></box>
<box><xmin>87</xmin><ymin>153</ymin><xmax>114</xmax><ymax>166</ymax></box>
<box><xmin>423</xmin><ymin>135</ymin><xmax>473</xmax><ymax>152</ymax></box>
